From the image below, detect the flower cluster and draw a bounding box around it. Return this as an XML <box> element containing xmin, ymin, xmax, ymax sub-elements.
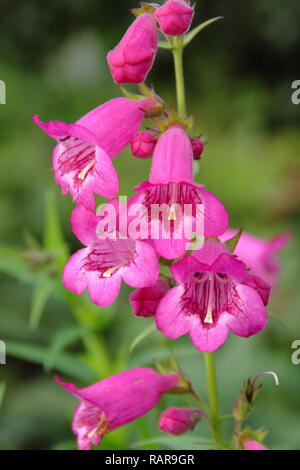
<box><xmin>33</xmin><ymin>1</ymin><xmax>289</xmax><ymax>451</ymax></box>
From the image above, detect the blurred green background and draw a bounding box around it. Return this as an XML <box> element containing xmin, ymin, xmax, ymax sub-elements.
<box><xmin>0</xmin><ymin>0</ymin><xmax>299</xmax><ymax>450</ymax></box>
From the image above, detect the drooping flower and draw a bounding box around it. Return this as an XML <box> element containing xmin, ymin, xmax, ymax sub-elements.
<box><xmin>132</xmin><ymin>125</ymin><xmax>228</xmax><ymax>259</ymax></box>
<box><xmin>242</xmin><ymin>437</ymin><xmax>268</xmax><ymax>450</ymax></box>
<box><xmin>56</xmin><ymin>368</ymin><xmax>179</xmax><ymax>450</ymax></box>
<box><xmin>220</xmin><ymin>230</ymin><xmax>292</xmax><ymax>289</ymax></box>
<box><xmin>156</xmin><ymin>240</ymin><xmax>268</xmax><ymax>352</ymax></box>
<box><xmin>33</xmin><ymin>97</ymin><xmax>155</xmax><ymax>209</ymax></box>
<box><xmin>154</xmin><ymin>0</ymin><xmax>194</xmax><ymax>36</ymax></box>
<box><xmin>130</xmin><ymin>279</ymin><xmax>169</xmax><ymax>317</ymax></box>
<box><xmin>107</xmin><ymin>13</ymin><xmax>158</xmax><ymax>84</ymax></box>
<box><xmin>159</xmin><ymin>407</ymin><xmax>202</xmax><ymax>435</ymax></box>
<box><xmin>131</xmin><ymin>130</ymin><xmax>157</xmax><ymax>158</ymax></box>
<box><xmin>63</xmin><ymin>203</ymin><xmax>159</xmax><ymax>307</ymax></box>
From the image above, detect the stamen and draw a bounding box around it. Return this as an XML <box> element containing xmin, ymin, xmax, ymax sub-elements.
<box><xmin>78</xmin><ymin>160</ymin><xmax>95</xmax><ymax>180</ymax></box>
<box><xmin>102</xmin><ymin>265</ymin><xmax>120</xmax><ymax>278</ymax></box>
<box><xmin>204</xmin><ymin>273</ymin><xmax>214</xmax><ymax>324</ymax></box>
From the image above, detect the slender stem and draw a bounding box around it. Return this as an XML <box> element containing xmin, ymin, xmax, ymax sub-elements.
<box><xmin>204</xmin><ymin>352</ymin><xmax>222</xmax><ymax>444</ymax></box>
<box><xmin>172</xmin><ymin>42</ymin><xmax>186</xmax><ymax>117</ymax></box>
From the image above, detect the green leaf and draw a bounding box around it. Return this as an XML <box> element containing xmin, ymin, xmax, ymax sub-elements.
<box><xmin>6</xmin><ymin>340</ymin><xmax>96</xmax><ymax>383</ymax></box>
<box><xmin>44</xmin><ymin>325</ymin><xmax>87</xmax><ymax>371</ymax></box>
<box><xmin>44</xmin><ymin>190</ymin><xmax>69</xmax><ymax>269</ymax></box>
<box><xmin>224</xmin><ymin>228</ymin><xmax>243</xmax><ymax>253</ymax></box>
<box><xmin>0</xmin><ymin>245</ymin><xmax>32</xmax><ymax>281</ymax></box>
<box><xmin>184</xmin><ymin>17</ymin><xmax>224</xmax><ymax>47</ymax></box>
<box><xmin>29</xmin><ymin>278</ymin><xmax>55</xmax><ymax>329</ymax></box>
<box><xmin>129</xmin><ymin>322</ymin><xmax>157</xmax><ymax>354</ymax></box>
<box><xmin>158</xmin><ymin>40</ymin><xmax>172</xmax><ymax>50</ymax></box>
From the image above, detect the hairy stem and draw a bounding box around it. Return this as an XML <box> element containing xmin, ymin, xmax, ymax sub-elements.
<box><xmin>172</xmin><ymin>40</ymin><xmax>186</xmax><ymax>117</ymax></box>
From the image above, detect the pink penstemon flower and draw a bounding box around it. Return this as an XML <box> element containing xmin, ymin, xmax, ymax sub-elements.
<box><xmin>33</xmin><ymin>97</ymin><xmax>155</xmax><ymax>209</ymax></box>
<box><xmin>63</xmin><ymin>203</ymin><xmax>160</xmax><ymax>307</ymax></box>
<box><xmin>107</xmin><ymin>13</ymin><xmax>158</xmax><ymax>84</ymax></box>
<box><xmin>132</xmin><ymin>125</ymin><xmax>229</xmax><ymax>259</ymax></box>
<box><xmin>56</xmin><ymin>368</ymin><xmax>179</xmax><ymax>450</ymax></box>
<box><xmin>156</xmin><ymin>240</ymin><xmax>269</xmax><ymax>352</ymax></box>
<box><xmin>220</xmin><ymin>229</ymin><xmax>292</xmax><ymax>290</ymax></box>
<box><xmin>130</xmin><ymin>278</ymin><xmax>169</xmax><ymax>317</ymax></box>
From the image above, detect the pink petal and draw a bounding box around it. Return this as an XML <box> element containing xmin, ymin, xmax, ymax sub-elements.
<box><xmin>226</xmin><ymin>284</ymin><xmax>268</xmax><ymax>337</ymax></box>
<box><xmin>242</xmin><ymin>273</ymin><xmax>271</xmax><ymax>306</ymax></box>
<box><xmin>171</xmin><ymin>255</ymin><xmax>210</xmax><ymax>284</ymax></box>
<box><xmin>62</xmin><ymin>248</ymin><xmax>89</xmax><ymax>295</ymax></box>
<box><xmin>87</xmin><ymin>272</ymin><xmax>122</xmax><ymax>308</ymax></box>
<box><xmin>156</xmin><ymin>286</ymin><xmax>191</xmax><ymax>339</ymax></box>
<box><xmin>198</xmin><ymin>188</ymin><xmax>229</xmax><ymax>237</ymax></box>
<box><xmin>71</xmin><ymin>205</ymin><xmax>99</xmax><ymax>247</ymax></box>
<box><xmin>94</xmin><ymin>146</ymin><xmax>119</xmax><ymax>199</ymax></box>
<box><xmin>211</xmin><ymin>253</ymin><xmax>246</xmax><ymax>283</ymax></box>
<box><xmin>189</xmin><ymin>315</ymin><xmax>230</xmax><ymax>352</ymax></box>
<box><xmin>121</xmin><ymin>241</ymin><xmax>159</xmax><ymax>288</ymax></box>
<box><xmin>193</xmin><ymin>239</ymin><xmax>229</xmax><ymax>266</ymax></box>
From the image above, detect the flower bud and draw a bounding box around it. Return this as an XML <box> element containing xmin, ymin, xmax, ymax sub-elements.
<box><xmin>107</xmin><ymin>13</ymin><xmax>158</xmax><ymax>84</ymax></box>
<box><xmin>242</xmin><ymin>437</ymin><xmax>268</xmax><ymax>450</ymax></box>
<box><xmin>154</xmin><ymin>0</ymin><xmax>194</xmax><ymax>36</ymax></box>
<box><xmin>191</xmin><ymin>137</ymin><xmax>205</xmax><ymax>159</ymax></box>
<box><xmin>159</xmin><ymin>407</ymin><xmax>202</xmax><ymax>435</ymax></box>
<box><xmin>130</xmin><ymin>279</ymin><xmax>168</xmax><ymax>316</ymax></box>
<box><xmin>131</xmin><ymin>131</ymin><xmax>157</xmax><ymax>159</ymax></box>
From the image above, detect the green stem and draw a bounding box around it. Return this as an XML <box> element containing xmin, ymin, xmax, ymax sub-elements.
<box><xmin>204</xmin><ymin>352</ymin><xmax>222</xmax><ymax>445</ymax></box>
<box><xmin>172</xmin><ymin>42</ymin><xmax>186</xmax><ymax>117</ymax></box>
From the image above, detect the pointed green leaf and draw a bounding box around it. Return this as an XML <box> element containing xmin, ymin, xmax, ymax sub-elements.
<box><xmin>29</xmin><ymin>278</ymin><xmax>55</xmax><ymax>329</ymax></box>
<box><xmin>44</xmin><ymin>190</ymin><xmax>69</xmax><ymax>269</ymax></box>
<box><xmin>184</xmin><ymin>17</ymin><xmax>223</xmax><ymax>47</ymax></box>
<box><xmin>44</xmin><ymin>325</ymin><xmax>87</xmax><ymax>371</ymax></box>
<box><xmin>0</xmin><ymin>383</ymin><xmax>6</xmax><ymax>412</ymax></box>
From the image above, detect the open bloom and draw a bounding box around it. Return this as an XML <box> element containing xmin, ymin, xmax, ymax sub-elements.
<box><xmin>154</xmin><ymin>0</ymin><xmax>194</xmax><ymax>36</ymax></box>
<box><xmin>159</xmin><ymin>407</ymin><xmax>202</xmax><ymax>435</ymax></box>
<box><xmin>242</xmin><ymin>437</ymin><xmax>268</xmax><ymax>450</ymax></box>
<box><xmin>63</xmin><ymin>204</ymin><xmax>159</xmax><ymax>307</ymax></box>
<box><xmin>156</xmin><ymin>240</ymin><xmax>269</xmax><ymax>352</ymax></box>
<box><xmin>132</xmin><ymin>125</ymin><xmax>228</xmax><ymax>259</ymax></box>
<box><xmin>33</xmin><ymin>97</ymin><xmax>154</xmax><ymax>209</ymax></box>
<box><xmin>107</xmin><ymin>13</ymin><xmax>158</xmax><ymax>84</ymax></box>
<box><xmin>130</xmin><ymin>279</ymin><xmax>169</xmax><ymax>317</ymax></box>
<box><xmin>220</xmin><ymin>230</ymin><xmax>292</xmax><ymax>289</ymax></box>
<box><xmin>56</xmin><ymin>368</ymin><xmax>179</xmax><ymax>450</ymax></box>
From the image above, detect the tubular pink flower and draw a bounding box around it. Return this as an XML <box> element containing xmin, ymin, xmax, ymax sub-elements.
<box><xmin>243</xmin><ymin>437</ymin><xmax>268</xmax><ymax>450</ymax></box>
<box><xmin>133</xmin><ymin>126</ymin><xmax>228</xmax><ymax>259</ymax></box>
<box><xmin>154</xmin><ymin>0</ymin><xmax>194</xmax><ymax>36</ymax></box>
<box><xmin>63</xmin><ymin>204</ymin><xmax>160</xmax><ymax>307</ymax></box>
<box><xmin>156</xmin><ymin>240</ymin><xmax>268</xmax><ymax>352</ymax></box>
<box><xmin>220</xmin><ymin>229</ymin><xmax>292</xmax><ymax>289</ymax></box>
<box><xmin>159</xmin><ymin>407</ymin><xmax>202</xmax><ymax>435</ymax></box>
<box><xmin>130</xmin><ymin>279</ymin><xmax>169</xmax><ymax>317</ymax></box>
<box><xmin>56</xmin><ymin>368</ymin><xmax>179</xmax><ymax>450</ymax></box>
<box><xmin>33</xmin><ymin>98</ymin><xmax>154</xmax><ymax>209</ymax></box>
<box><xmin>131</xmin><ymin>131</ymin><xmax>157</xmax><ymax>158</ymax></box>
<box><xmin>107</xmin><ymin>13</ymin><xmax>158</xmax><ymax>84</ymax></box>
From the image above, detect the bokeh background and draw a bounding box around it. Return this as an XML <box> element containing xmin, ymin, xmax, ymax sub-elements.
<box><xmin>0</xmin><ymin>0</ymin><xmax>299</xmax><ymax>450</ymax></box>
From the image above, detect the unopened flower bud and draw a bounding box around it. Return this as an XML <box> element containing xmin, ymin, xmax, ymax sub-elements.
<box><xmin>130</xmin><ymin>279</ymin><xmax>168</xmax><ymax>316</ymax></box>
<box><xmin>154</xmin><ymin>0</ymin><xmax>194</xmax><ymax>37</ymax></box>
<box><xmin>191</xmin><ymin>137</ymin><xmax>205</xmax><ymax>159</ymax></box>
<box><xmin>159</xmin><ymin>407</ymin><xmax>202</xmax><ymax>435</ymax></box>
<box><xmin>131</xmin><ymin>131</ymin><xmax>157</xmax><ymax>159</ymax></box>
<box><xmin>107</xmin><ymin>13</ymin><xmax>158</xmax><ymax>84</ymax></box>
<box><xmin>242</xmin><ymin>437</ymin><xmax>268</xmax><ymax>450</ymax></box>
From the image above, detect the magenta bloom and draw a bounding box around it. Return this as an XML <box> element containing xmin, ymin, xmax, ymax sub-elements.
<box><xmin>159</xmin><ymin>407</ymin><xmax>202</xmax><ymax>435</ymax></box>
<box><xmin>243</xmin><ymin>437</ymin><xmax>268</xmax><ymax>450</ymax></box>
<box><xmin>220</xmin><ymin>230</ymin><xmax>292</xmax><ymax>289</ymax></box>
<box><xmin>56</xmin><ymin>368</ymin><xmax>179</xmax><ymax>450</ymax></box>
<box><xmin>107</xmin><ymin>13</ymin><xmax>158</xmax><ymax>84</ymax></box>
<box><xmin>130</xmin><ymin>279</ymin><xmax>169</xmax><ymax>317</ymax></box>
<box><xmin>63</xmin><ymin>204</ymin><xmax>160</xmax><ymax>307</ymax></box>
<box><xmin>156</xmin><ymin>240</ymin><xmax>268</xmax><ymax>352</ymax></box>
<box><xmin>131</xmin><ymin>130</ymin><xmax>157</xmax><ymax>158</ymax></box>
<box><xmin>33</xmin><ymin>97</ymin><xmax>154</xmax><ymax>209</ymax></box>
<box><xmin>133</xmin><ymin>126</ymin><xmax>228</xmax><ymax>259</ymax></box>
<box><xmin>155</xmin><ymin>0</ymin><xmax>194</xmax><ymax>36</ymax></box>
